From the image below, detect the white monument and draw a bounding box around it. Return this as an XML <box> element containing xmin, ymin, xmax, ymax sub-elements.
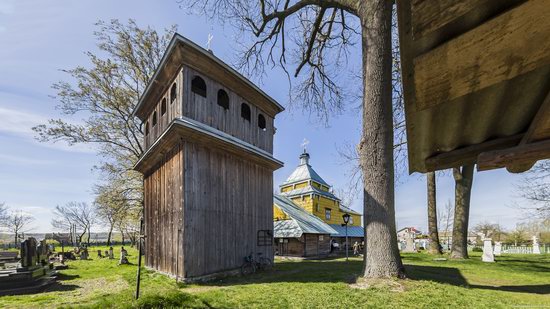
<box><xmin>482</xmin><ymin>238</ymin><xmax>495</xmax><ymax>262</ymax></box>
<box><xmin>402</xmin><ymin>234</ymin><xmax>416</xmax><ymax>253</ymax></box>
<box><xmin>532</xmin><ymin>236</ymin><xmax>541</xmax><ymax>254</ymax></box>
<box><xmin>493</xmin><ymin>241</ymin><xmax>502</xmax><ymax>256</ymax></box>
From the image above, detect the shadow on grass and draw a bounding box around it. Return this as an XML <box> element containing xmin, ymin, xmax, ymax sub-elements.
<box><xmin>406</xmin><ymin>265</ymin><xmax>550</xmax><ymax>295</ymax></box>
<box><xmin>182</xmin><ymin>259</ymin><xmax>549</xmax><ymax>296</ymax></box>
<box><xmin>56</xmin><ymin>273</ymin><xmax>80</xmax><ymax>281</ymax></box>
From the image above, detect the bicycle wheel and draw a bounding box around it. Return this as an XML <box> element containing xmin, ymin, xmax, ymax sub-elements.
<box><xmin>259</xmin><ymin>257</ymin><xmax>274</xmax><ymax>271</ymax></box>
<box><xmin>241</xmin><ymin>261</ymin><xmax>256</xmax><ymax>275</ymax></box>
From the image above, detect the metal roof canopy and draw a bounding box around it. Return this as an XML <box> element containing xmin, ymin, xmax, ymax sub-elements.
<box><xmin>397</xmin><ymin>0</ymin><xmax>550</xmax><ymax>174</ymax></box>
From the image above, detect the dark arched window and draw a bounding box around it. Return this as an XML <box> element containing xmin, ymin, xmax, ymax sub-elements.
<box><xmin>170</xmin><ymin>83</ymin><xmax>177</xmax><ymax>103</ymax></box>
<box><xmin>258</xmin><ymin>114</ymin><xmax>266</xmax><ymax>131</ymax></box>
<box><xmin>191</xmin><ymin>76</ymin><xmax>206</xmax><ymax>97</ymax></box>
<box><xmin>217</xmin><ymin>89</ymin><xmax>229</xmax><ymax>110</ymax></box>
<box><xmin>145</xmin><ymin>121</ymin><xmax>149</xmax><ymax>136</ymax></box>
<box><xmin>161</xmin><ymin>98</ymin><xmax>167</xmax><ymax>115</ymax></box>
<box><xmin>241</xmin><ymin>103</ymin><xmax>251</xmax><ymax>121</ymax></box>
<box><xmin>152</xmin><ymin>111</ymin><xmax>157</xmax><ymax>127</ymax></box>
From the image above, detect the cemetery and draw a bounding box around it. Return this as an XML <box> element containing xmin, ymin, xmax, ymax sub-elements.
<box><xmin>0</xmin><ymin>0</ymin><xmax>549</xmax><ymax>308</ymax></box>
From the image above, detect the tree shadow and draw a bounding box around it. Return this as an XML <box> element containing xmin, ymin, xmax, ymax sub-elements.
<box><xmin>406</xmin><ymin>264</ymin><xmax>550</xmax><ymax>295</ymax></box>
<box><xmin>56</xmin><ymin>273</ymin><xmax>80</xmax><ymax>281</ymax></box>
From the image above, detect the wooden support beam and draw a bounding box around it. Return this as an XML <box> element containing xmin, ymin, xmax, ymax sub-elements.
<box><xmin>424</xmin><ymin>134</ymin><xmax>523</xmax><ymax>172</ymax></box>
<box><xmin>477</xmin><ymin>140</ymin><xmax>550</xmax><ymax>172</ymax></box>
<box><xmin>413</xmin><ymin>0</ymin><xmax>550</xmax><ymax>111</ymax></box>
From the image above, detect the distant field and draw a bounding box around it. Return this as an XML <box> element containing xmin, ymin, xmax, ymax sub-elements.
<box><xmin>0</xmin><ymin>247</ymin><xmax>548</xmax><ymax>308</ymax></box>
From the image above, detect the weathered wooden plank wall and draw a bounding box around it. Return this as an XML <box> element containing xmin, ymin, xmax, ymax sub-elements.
<box><xmin>182</xmin><ymin>141</ymin><xmax>274</xmax><ymax>278</ymax></box>
<box><xmin>182</xmin><ymin>67</ymin><xmax>274</xmax><ymax>153</ymax></box>
<box><xmin>143</xmin><ymin>142</ymin><xmax>184</xmax><ymax>278</ymax></box>
<box><xmin>144</xmin><ymin>70</ymin><xmax>184</xmax><ymax>149</ymax></box>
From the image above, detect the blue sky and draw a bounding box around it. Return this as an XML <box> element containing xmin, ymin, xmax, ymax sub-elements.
<box><xmin>0</xmin><ymin>0</ymin><xmax>530</xmax><ymax>232</ymax></box>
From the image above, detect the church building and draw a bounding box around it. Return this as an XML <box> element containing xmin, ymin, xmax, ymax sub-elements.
<box><xmin>133</xmin><ymin>34</ymin><xmax>284</xmax><ymax>281</ymax></box>
<box><xmin>273</xmin><ymin>151</ymin><xmax>364</xmax><ymax>255</ymax></box>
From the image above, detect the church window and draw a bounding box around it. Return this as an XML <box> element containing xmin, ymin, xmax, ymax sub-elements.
<box><xmin>170</xmin><ymin>83</ymin><xmax>177</xmax><ymax>103</ymax></box>
<box><xmin>325</xmin><ymin>208</ymin><xmax>331</xmax><ymax>220</ymax></box>
<box><xmin>191</xmin><ymin>76</ymin><xmax>207</xmax><ymax>97</ymax></box>
<box><xmin>161</xmin><ymin>98</ymin><xmax>167</xmax><ymax>115</ymax></box>
<box><xmin>217</xmin><ymin>89</ymin><xmax>229</xmax><ymax>110</ymax></box>
<box><xmin>258</xmin><ymin>114</ymin><xmax>266</xmax><ymax>130</ymax></box>
<box><xmin>241</xmin><ymin>103</ymin><xmax>251</xmax><ymax>121</ymax></box>
<box><xmin>145</xmin><ymin>121</ymin><xmax>149</xmax><ymax>136</ymax></box>
<box><xmin>152</xmin><ymin>111</ymin><xmax>157</xmax><ymax>127</ymax></box>
<box><xmin>349</xmin><ymin>216</ymin><xmax>353</xmax><ymax>225</ymax></box>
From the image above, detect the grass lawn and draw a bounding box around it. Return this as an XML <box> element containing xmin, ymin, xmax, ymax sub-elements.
<box><xmin>0</xmin><ymin>246</ymin><xmax>548</xmax><ymax>308</ymax></box>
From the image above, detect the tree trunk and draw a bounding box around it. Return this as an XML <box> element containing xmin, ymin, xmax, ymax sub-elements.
<box><xmin>107</xmin><ymin>225</ymin><xmax>113</xmax><ymax>246</ymax></box>
<box><xmin>427</xmin><ymin>172</ymin><xmax>442</xmax><ymax>254</ymax></box>
<box><xmin>14</xmin><ymin>231</ymin><xmax>18</xmax><ymax>248</ymax></box>
<box><xmin>86</xmin><ymin>227</ymin><xmax>91</xmax><ymax>246</ymax></box>
<box><xmin>450</xmin><ymin>165</ymin><xmax>475</xmax><ymax>259</ymax></box>
<box><xmin>358</xmin><ymin>0</ymin><xmax>405</xmax><ymax>278</ymax></box>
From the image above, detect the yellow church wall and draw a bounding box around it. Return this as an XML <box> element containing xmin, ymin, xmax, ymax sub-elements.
<box><xmin>293</xmin><ymin>194</ymin><xmax>362</xmax><ymax>227</ymax></box>
<box><xmin>291</xmin><ymin>195</ymin><xmax>314</xmax><ymax>213</ymax></box>
<box><xmin>293</xmin><ymin>181</ymin><xmax>309</xmax><ymax>190</ymax></box>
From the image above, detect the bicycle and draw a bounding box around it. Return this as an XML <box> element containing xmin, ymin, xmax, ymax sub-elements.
<box><xmin>240</xmin><ymin>252</ymin><xmax>274</xmax><ymax>275</ymax></box>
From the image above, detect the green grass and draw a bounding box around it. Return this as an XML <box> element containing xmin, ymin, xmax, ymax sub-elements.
<box><xmin>0</xmin><ymin>246</ymin><xmax>548</xmax><ymax>308</ymax></box>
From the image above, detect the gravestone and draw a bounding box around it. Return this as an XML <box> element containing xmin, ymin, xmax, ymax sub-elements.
<box><xmin>119</xmin><ymin>247</ymin><xmax>129</xmax><ymax>265</ymax></box>
<box><xmin>493</xmin><ymin>241</ymin><xmax>502</xmax><ymax>256</ymax></box>
<box><xmin>532</xmin><ymin>236</ymin><xmax>541</xmax><ymax>254</ymax></box>
<box><xmin>402</xmin><ymin>234</ymin><xmax>416</xmax><ymax>253</ymax></box>
<box><xmin>80</xmin><ymin>247</ymin><xmax>88</xmax><ymax>260</ymax></box>
<box><xmin>108</xmin><ymin>247</ymin><xmax>114</xmax><ymax>259</ymax></box>
<box><xmin>20</xmin><ymin>238</ymin><xmax>38</xmax><ymax>268</ymax></box>
<box><xmin>97</xmin><ymin>250</ymin><xmax>103</xmax><ymax>258</ymax></box>
<box><xmin>482</xmin><ymin>238</ymin><xmax>494</xmax><ymax>262</ymax></box>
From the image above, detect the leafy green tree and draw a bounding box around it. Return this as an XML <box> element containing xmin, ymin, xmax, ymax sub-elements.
<box><xmin>33</xmin><ymin>20</ymin><xmax>175</xmax><ymax>232</ymax></box>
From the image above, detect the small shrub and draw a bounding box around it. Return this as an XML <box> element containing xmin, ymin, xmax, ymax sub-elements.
<box><xmin>472</xmin><ymin>247</ymin><xmax>483</xmax><ymax>252</ymax></box>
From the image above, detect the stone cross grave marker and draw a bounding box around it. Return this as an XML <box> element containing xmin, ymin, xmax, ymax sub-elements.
<box><xmin>482</xmin><ymin>238</ymin><xmax>495</xmax><ymax>262</ymax></box>
<box><xmin>533</xmin><ymin>236</ymin><xmax>541</xmax><ymax>254</ymax></box>
<box><xmin>493</xmin><ymin>241</ymin><xmax>502</xmax><ymax>256</ymax></box>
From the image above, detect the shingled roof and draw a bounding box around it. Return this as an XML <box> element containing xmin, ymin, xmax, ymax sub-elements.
<box><xmin>273</xmin><ymin>195</ymin><xmax>337</xmax><ymax>238</ymax></box>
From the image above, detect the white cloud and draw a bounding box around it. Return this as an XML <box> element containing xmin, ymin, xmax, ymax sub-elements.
<box><xmin>0</xmin><ymin>106</ymin><xmax>96</xmax><ymax>153</ymax></box>
<box><xmin>0</xmin><ymin>153</ymin><xmax>54</xmax><ymax>165</ymax></box>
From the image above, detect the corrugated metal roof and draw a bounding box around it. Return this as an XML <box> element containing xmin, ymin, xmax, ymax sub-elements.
<box><xmin>282</xmin><ymin>163</ymin><xmax>329</xmax><ymax>186</ymax></box>
<box><xmin>329</xmin><ymin>224</ymin><xmax>365</xmax><ymax>238</ymax></box>
<box><xmin>273</xmin><ymin>195</ymin><xmax>337</xmax><ymax>238</ymax></box>
<box><xmin>280</xmin><ymin>185</ymin><xmax>339</xmax><ymax>201</ymax></box>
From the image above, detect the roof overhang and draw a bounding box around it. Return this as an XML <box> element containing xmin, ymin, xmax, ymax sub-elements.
<box><xmin>134</xmin><ymin>117</ymin><xmax>284</xmax><ymax>174</ymax></box>
<box><xmin>397</xmin><ymin>0</ymin><xmax>550</xmax><ymax>173</ymax></box>
<box><xmin>133</xmin><ymin>33</ymin><xmax>284</xmax><ymax>121</ymax></box>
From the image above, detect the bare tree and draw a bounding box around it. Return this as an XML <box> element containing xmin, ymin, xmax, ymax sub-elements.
<box><xmin>5</xmin><ymin>210</ymin><xmax>34</xmax><ymax>246</ymax></box>
<box><xmin>0</xmin><ymin>202</ymin><xmax>8</xmax><ymax>226</ymax></box>
<box><xmin>516</xmin><ymin>160</ymin><xmax>550</xmax><ymax>220</ymax></box>
<box><xmin>450</xmin><ymin>165</ymin><xmax>475</xmax><ymax>259</ymax></box>
<box><xmin>426</xmin><ymin>172</ymin><xmax>442</xmax><ymax>254</ymax></box>
<box><xmin>184</xmin><ymin>0</ymin><xmax>404</xmax><ymax>278</ymax></box>
<box><xmin>472</xmin><ymin>221</ymin><xmax>505</xmax><ymax>242</ymax></box>
<box><xmin>52</xmin><ymin>202</ymin><xmax>96</xmax><ymax>246</ymax></box>
<box><xmin>438</xmin><ymin>199</ymin><xmax>454</xmax><ymax>238</ymax></box>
